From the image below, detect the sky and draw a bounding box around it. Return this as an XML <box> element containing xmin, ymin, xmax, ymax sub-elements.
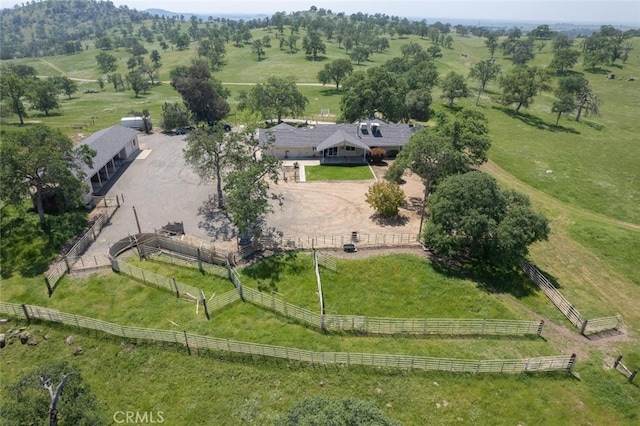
<box><xmin>107</xmin><ymin>0</ymin><xmax>640</xmax><ymax>25</ymax></box>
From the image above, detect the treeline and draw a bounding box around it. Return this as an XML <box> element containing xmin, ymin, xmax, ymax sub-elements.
<box><xmin>3</xmin><ymin>1</ymin><xmax>638</xmax><ymax>62</ymax></box>
<box><xmin>0</xmin><ymin>0</ymin><xmax>151</xmax><ymax>59</ymax></box>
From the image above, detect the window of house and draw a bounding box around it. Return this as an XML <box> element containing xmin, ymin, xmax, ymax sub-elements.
<box><xmin>345</xmin><ymin>146</ymin><xmax>355</xmax><ymax>151</ymax></box>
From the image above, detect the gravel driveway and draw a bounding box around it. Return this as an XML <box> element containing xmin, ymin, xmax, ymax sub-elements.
<box><xmin>81</xmin><ymin>132</ymin><xmax>425</xmax><ymax>264</ymax></box>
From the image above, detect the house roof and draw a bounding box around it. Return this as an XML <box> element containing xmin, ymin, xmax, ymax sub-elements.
<box><xmin>77</xmin><ymin>126</ymin><xmax>139</xmax><ymax>175</ymax></box>
<box><xmin>316</xmin><ymin>129</ymin><xmax>371</xmax><ymax>152</ymax></box>
<box><xmin>259</xmin><ymin>119</ymin><xmax>420</xmax><ymax>150</ymax></box>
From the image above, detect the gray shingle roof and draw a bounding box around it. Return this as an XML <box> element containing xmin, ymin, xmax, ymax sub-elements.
<box><xmin>259</xmin><ymin>119</ymin><xmax>420</xmax><ymax>150</ymax></box>
<box><xmin>77</xmin><ymin>126</ymin><xmax>139</xmax><ymax>175</ymax></box>
<box><xmin>316</xmin><ymin>129</ymin><xmax>371</xmax><ymax>152</ymax></box>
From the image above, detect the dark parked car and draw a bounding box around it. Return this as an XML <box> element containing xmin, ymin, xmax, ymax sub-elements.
<box><xmin>175</xmin><ymin>126</ymin><xmax>192</xmax><ymax>135</ymax></box>
<box><xmin>208</xmin><ymin>121</ymin><xmax>232</xmax><ymax>132</ymax></box>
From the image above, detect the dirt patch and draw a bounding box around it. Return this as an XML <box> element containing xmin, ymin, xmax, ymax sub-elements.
<box><xmin>267</xmin><ymin>160</ymin><xmax>425</xmax><ymax>239</ymax></box>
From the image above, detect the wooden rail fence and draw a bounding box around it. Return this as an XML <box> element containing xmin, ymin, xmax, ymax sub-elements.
<box><xmin>45</xmin><ymin>196</ymin><xmax>122</xmax><ymax>296</ymax></box>
<box><xmin>614</xmin><ymin>355</ymin><xmax>638</xmax><ymax>384</ymax></box>
<box><xmin>104</xmin><ymin>234</ymin><xmax>548</xmax><ymax>337</ymax></box>
<box><xmin>521</xmin><ymin>260</ymin><xmax>621</xmax><ymax>336</ymax></box>
<box><xmin>263</xmin><ymin>233</ymin><xmax>419</xmax><ymax>250</ymax></box>
<box><xmin>0</xmin><ymin>302</ymin><xmax>576</xmax><ymax>374</ymax></box>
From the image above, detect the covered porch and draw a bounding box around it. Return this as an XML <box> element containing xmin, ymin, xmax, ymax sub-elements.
<box><xmin>316</xmin><ymin>129</ymin><xmax>371</xmax><ymax>164</ymax></box>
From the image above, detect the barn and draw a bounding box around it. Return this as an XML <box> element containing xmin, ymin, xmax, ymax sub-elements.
<box><xmin>77</xmin><ymin>125</ymin><xmax>140</xmax><ymax>202</ymax></box>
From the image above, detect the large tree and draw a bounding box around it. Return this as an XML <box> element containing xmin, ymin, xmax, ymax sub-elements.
<box><xmin>405</xmin><ymin>88</ymin><xmax>433</xmax><ymax>121</ymax></box>
<box><xmin>183</xmin><ymin>123</ymin><xmax>245</xmax><ymax>210</ymax></box>
<box><xmin>485</xmin><ymin>32</ymin><xmax>499</xmax><ymax>58</ymax></box>
<box><xmin>386</xmin><ymin>109</ymin><xmax>491</xmax><ymax>236</ymax></box>
<box><xmin>160</xmin><ymin>101</ymin><xmax>190</xmax><ymax>131</ymax></box>
<box><xmin>424</xmin><ymin>171</ymin><xmax>549</xmax><ymax>268</ymax></box>
<box><xmin>238</xmin><ymin>75</ymin><xmax>308</xmax><ymax>123</ymax></box>
<box><xmin>171</xmin><ymin>63</ymin><xmax>230</xmax><ymax>124</ymax></box>
<box><xmin>95</xmin><ymin>52</ymin><xmax>117</xmax><ymax>73</ymax></box>
<box><xmin>468</xmin><ymin>59</ymin><xmax>501</xmax><ymax>105</ymax></box>
<box><xmin>0</xmin><ymin>68</ymin><xmax>29</xmax><ymax>124</ymax></box>
<box><xmin>302</xmin><ymin>30</ymin><xmax>326</xmax><ymax>60</ymax></box>
<box><xmin>51</xmin><ymin>76</ymin><xmax>78</xmax><ymax>100</ymax></box>
<box><xmin>27</xmin><ymin>79</ymin><xmax>61</xmax><ymax>116</ymax></box>
<box><xmin>439</xmin><ymin>71</ymin><xmax>471</xmax><ymax>107</ymax></box>
<box><xmin>340</xmin><ymin>67</ymin><xmax>407</xmax><ymax>122</ymax></box>
<box><xmin>223</xmin><ymin>126</ymin><xmax>283</xmax><ymax>239</ymax></box>
<box><xmin>126</xmin><ymin>70</ymin><xmax>149</xmax><ymax>97</ymax></box>
<box><xmin>499</xmin><ymin>65</ymin><xmax>551</xmax><ymax>114</ymax></box>
<box><xmin>0</xmin><ymin>125</ymin><xmax>95</xmax><ymax>227</ymax></box>
<box><xmin>317</xmin><ymin>58</ymin><xmax>354</xmax><ymax>89</ymax></box>
<box><xmin>554</xmin><ymin>75</ymin><xmax>601</xmax><ymax>122</ymax></box>
<box><xmin>0</xmin><ymin>362</ymin><xmax>104</xmax><ymax>426</ymax></box>
<box><xmin>550</xmin><ymin>48</ymin><xmax>581</xmax><ymax>73</ymax></box>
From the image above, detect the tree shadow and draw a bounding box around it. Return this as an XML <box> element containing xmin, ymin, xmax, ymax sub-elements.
<box><xmin>443</xmin><ymin>105</ymin><xmax>464</xmax><ymax>113</ymax></box>
<box><xmin>320</xmin><ymin>88</ymin><xmax>342</xmax><ymax>96</ymax></box>
<box><xmin>369</xmin><ymin>213</ymin><xmax>409</xmax><ymax>227</ymax></box>
<box><xmin>428</xmin><ymin>254</ymin><xmax>541</xmax><ymax>299</ymax></box>
<box><xmin>405</xmin><ymin>196</ymin><xmax>423</xmax><ymax>213</ymax></box>
<box><xmin>305</xmin><ymin>55</ymin><xmax>327</xmax><ymax>62</ymax></box>
<box><xmin>493</xmin><ymin>106</ymin><xmax>580</xmax><ymax>134</ymax></box>
<box><xmin>582</xmin><ymin>120</ymin><xmax>605</xmax><ymax>131</ymax></box>
<box><xmin>196</xmin><ymin>195</ymin><xmax>237</xmax><ymax>242</ymax></box>
<box><xmin>1</xmin><ymin>205</ymin><xmax>88</xmax><ymax>278</ymax></box>
<box><xmin>584</xmin><ymin>66</ymin><xmax>611</xmax><ymax>75</ymax></box>
<box><xmin>241</xmin><ymin>251</ymin><xmax>301</xmax><ymax>291</ymax></box>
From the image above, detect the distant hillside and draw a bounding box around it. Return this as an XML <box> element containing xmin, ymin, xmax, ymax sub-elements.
<box><xmin>144</xmin><ymin>8</ymin><xmax>268</xmax><ymax>22</ymax></box>
<box><xmin>0</xmin><ymin>0</ymin><xmax>151</xmax><ymax>59</ymax></box>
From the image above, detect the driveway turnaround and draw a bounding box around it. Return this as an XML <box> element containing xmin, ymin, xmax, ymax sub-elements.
<box><xmin>81</xmin><ymin>131</ymin><xmax>424</xmax><ymax>264</ymax></box>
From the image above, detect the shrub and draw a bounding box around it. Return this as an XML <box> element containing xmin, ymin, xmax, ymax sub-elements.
<box><xmin>365</xmin><ymin>181</ymin><xmax>405</xmax><ymax>217</ymax></box>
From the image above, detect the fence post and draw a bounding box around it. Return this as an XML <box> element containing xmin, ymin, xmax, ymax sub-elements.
<box><xmin>64</xmin><ymin>256</ymin><xmax>71</xmax><ymax>273</ymax></box>
<box><xmin>197</xmin><ymin>248</ymin><xmax>203</xmax><ymax>272</ymax></box>
<box><xmin>44</xmin><ymin>278</ymin><xmax>53</xmax><ymax>298</ymax></box>
<box><xmin>629</xmin><ymin>370</ymin><xmax>638</xmax><ymax>384</ymax></box>
<box><xmin>580</xmin><ymin>319</ymin><xmax>588</xmax><ymax>335</ymax></box>
<box><xmin>183</xmin><ymin>331</ymin><xmax>191</xmax><ymax>356</ymax></box>
<box><xmin>173</xmin><ymin>278</ymin><xmax>180</xmax><ymax>299</ymax></box>
<box><xmin>568</xmin><ymin>353</ymin><xmax>577</xmax><ymax>372</ymax></box>
<box><xmin>614</xmin><ymin>355</ymin><xmax>623</xmax><ymax>368</ymax></box>
<box><xmin>116</xmin><ymin>194</ymin><xmax>121</xmax><ymax>208</ymax></box>
<box><xmin>201</xmin><ymin>290</ymin><xmax>210</xmax><ymax>320</ymax></box>
<box><xmin>538</xmin><ymin>320</ymin><xmax>545</xmax><ymax>336</ymax></box>
<box><xmin>21</xmin><ymin>304</ymin><xmax>31</xmax><ymax>324</ymax></box>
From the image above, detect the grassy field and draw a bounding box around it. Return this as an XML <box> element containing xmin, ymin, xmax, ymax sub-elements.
<box><xmin>2</xmin><ymin>16</ymin><xmax>640</xmax><ymax>425</ymax></box>
<box><xmin>1</xmin><ymin>251</ymin><xmax>638</xmax><ymax>424</ymax></box>
<box><xmin>304</xmin><ymin>164</ymin><xmax>375</xmax><ymax>181</ymax></box>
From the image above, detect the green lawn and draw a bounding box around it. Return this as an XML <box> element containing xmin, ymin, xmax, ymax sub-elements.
<box><xmin>304</xmin><ymin>164</ymin><xmax>374</xmax><ymax>181</ymax></box>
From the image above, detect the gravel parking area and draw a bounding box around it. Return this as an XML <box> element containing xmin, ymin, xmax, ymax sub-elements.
<box><xmin>81</xmin><ymin>131</ymin><xmax>425</xmax><ymax>263</ymax></box>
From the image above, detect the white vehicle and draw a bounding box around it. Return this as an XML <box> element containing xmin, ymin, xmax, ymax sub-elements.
<box><xmin>120</xmin><ymin>116</ymin><xmax>152</xmax><ymax>131</ymax></box>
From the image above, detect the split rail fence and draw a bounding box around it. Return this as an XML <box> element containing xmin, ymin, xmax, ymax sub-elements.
<box><xmin>0</xmin><ymin>302</ymin><xmax>576</xmax><ymax>374</ymax></box>
<box><xmin>265</xmin><ymin>233</ymin><xmax>419</xmax><ymax>250</ymax></box>
<box><xmin>614</xmin><ymin>355</ymin><xmax>638</xmax><ymax>384</ymax></box>
<box><xmin>107</xmin><ymin>234</ymin><xmax>546</xmax><ymax>337</ymax></box>
<box><xmin>45</xmin><ymin>196</ymin><xmax>122</xmax><ymax>295</ymax></box>
<box><xmin>521</xmin><ymin>260</ymin><xmax>621</xmax><ymax>336</ymax></box>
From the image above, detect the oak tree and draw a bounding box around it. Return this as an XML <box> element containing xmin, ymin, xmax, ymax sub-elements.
<box><xmin>0</xmin><ymin>125</ymin><xmax>95</xmax><ymax>227</ymax></box>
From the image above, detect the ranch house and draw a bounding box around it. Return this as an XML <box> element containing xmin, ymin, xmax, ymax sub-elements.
<box><xmin>258</xmin><ymin>119</ymin><xmax>420</xmax><ymax>163</ymax></box>
<box><xmin>77</xmin><ymin>125</ymin><xmax>140</xmax><ymax>203</ymax></box>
